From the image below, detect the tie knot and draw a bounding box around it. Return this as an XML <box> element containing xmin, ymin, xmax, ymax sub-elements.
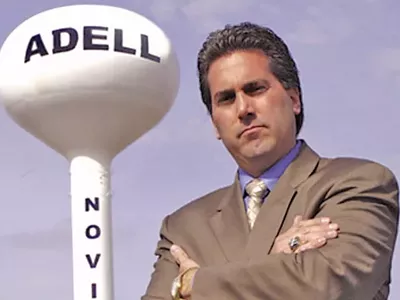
<box><xmin>245</xmin><ymin>179</ymin><xmax>268</xmax><ymax>199</ymax></box>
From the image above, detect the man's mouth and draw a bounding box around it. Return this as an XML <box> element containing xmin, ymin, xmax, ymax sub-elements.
<box><xmin>239</xmin><ymin>125</ymin><xmax>265</xmax><ymax>137</ymax></box>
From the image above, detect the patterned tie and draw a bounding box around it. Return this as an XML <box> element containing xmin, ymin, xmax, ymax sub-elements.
<box><xmin>245</xmin><ymin>179</ymin><xmax>269</xmax><ymax>229</ymax></box>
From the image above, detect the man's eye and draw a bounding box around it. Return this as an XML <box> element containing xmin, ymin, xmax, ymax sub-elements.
<box><xmin>249</xmin><ymin>86</ymin><xmax>265</xmax><ymax>93</ymax></box>
<box><xmin>218</xmin><ymin>93</ymin><xmax>235</xmax><ymax>103</ymax></box>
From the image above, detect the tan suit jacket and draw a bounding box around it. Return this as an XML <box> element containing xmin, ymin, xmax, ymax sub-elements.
<box><xmin>142</xmin><ymin>142</ymin><xmax>399</xmax><ymax>300</ymax></box>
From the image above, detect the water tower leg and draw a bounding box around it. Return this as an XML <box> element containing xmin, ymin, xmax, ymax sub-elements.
<box><xmin>70</xmin><ymin>156</ymin><xmax>114</xmax><ymax>300</ymax></box>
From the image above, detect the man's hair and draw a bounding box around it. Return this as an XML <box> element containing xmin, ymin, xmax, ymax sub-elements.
<box><xmin>197</xmin><ymin>22</ymin><xmax>304</xmax><ymax>134</ymax></box>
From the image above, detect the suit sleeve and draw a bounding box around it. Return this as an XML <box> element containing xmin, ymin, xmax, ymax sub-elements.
<box><xmin>191</xmin><ymin>163</ymin><xmax>399</xmax><ymax>300</ymax></box>
<box><xmin>141</xmin><ymin>215</ymin><xmax>179</xmax><ymax>300</ymax></box>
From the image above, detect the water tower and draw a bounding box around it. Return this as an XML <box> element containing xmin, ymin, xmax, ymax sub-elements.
<box><xmin>0</xmin><ymin>5</ymin><xmax>180</xmax><ymax>299</ymax></box>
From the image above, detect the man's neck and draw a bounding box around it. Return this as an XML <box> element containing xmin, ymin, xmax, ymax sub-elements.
<box><xmin>238</xmin><ymin>140</ymin><xmax>301</xmax><ymax>178</ymax></box>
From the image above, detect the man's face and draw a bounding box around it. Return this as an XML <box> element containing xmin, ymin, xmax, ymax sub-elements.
<box><xmin>208</xmin><ymin>50</ymin><xmax>301</xmax><ymax>174</ymax></box>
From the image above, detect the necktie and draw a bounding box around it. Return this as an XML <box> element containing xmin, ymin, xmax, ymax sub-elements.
<box><xmin>245</xmin><ymin>179</ymin><xmax>269</xmax><ymax>229</ymax></box>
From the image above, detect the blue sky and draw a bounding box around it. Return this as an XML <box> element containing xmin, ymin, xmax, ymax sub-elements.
<box><xmin>0</xmin><ymin>0</ymin><xmax>399</xmax><ymax>299</ymax></box>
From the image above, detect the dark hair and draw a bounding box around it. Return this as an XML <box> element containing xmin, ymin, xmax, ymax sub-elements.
<box><xmin>197</xmin><ymin>22</ymin><xmax>304</xmax><ymax>134</ymax></box>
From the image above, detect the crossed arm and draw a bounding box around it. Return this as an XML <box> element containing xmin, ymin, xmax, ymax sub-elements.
<box><xmin>142</xmin><ymin>164</ymin><xmax>399</xmax><ymax>300</ymax></box>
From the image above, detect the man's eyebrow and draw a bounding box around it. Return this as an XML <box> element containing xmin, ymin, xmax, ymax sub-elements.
<box><xmin>214</xmin><ymin>89</ymin><xmax>235</xmax><ymax>100</ymax></box>
<box><xmin>213</xmin><ymin>79</ymin><xmax>269</xmax><ymax>99</ymax></box>
<box><xmin>243</xmin><ymin>79</ymin><xmax>269</xmax><ymax>89</ymax></box>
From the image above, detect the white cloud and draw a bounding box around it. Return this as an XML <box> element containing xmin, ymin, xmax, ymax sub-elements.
<box><xmin>374</xmin><ymin>48</ymin><xmax>400</xmax><ymax>86</ymax></box>
<box><xmin>305</xmin><ymin>5</ymin><xmax>321</xmax><ymax>17</ymax></box>
<box><xmin>143</xmin><ymin>0</ymin><xmax>382</xmax><ymax>44</ymax></box>
<box><xmin>147</xmin><ymin>0</ymin><xmax>261</xmax><ymax>34</ymax></box>
<box><xmin>148</xmin><ymin>0</ymin><xmax>182</xmax><ymax>22</ymax></box>
<box><xmin>287</xmin><ymin>4</ymin><xmax>356</xmax><ymax>45</ymax></box>
<box><xmin>376</xmin><ymin>48</ymin><xmax>400</xmax><ymax>73</ymax></box>
<box><xmin>0</xmin><ymin>217</ymin><xmax>148</xmax><ymax>300</ymax></box>
<box><xmin>2</xmin><ymin>219</ymin><xmax>71</xmax><ymax>251</ymax></box>
<box><xmin>287</xmin><ymin>19</ymin><xmax>328</xmax><ymax>45</ymax></box>
<box><xmin>144</xmin><ymin>0</ymin><xmax>355</xmax><ymax>40</ymax></box>
<box><xmin>258</xmin><ymin>2</ymin><xmax>281</xmax><ymax>15</ymax></box>
<box><xmin>1</xmin><ymin>217</ymin><xmax>138</xmax><ymax>251</ymax></box>
<box><xmin>135</xmin><ymin>113</ymin><xmax>215</xmax><ymax>147</ymax></box>
<box><xmin>181</xmin><ymin>0</ymin><xmax>256</xmax><ymax>18</ymax></box>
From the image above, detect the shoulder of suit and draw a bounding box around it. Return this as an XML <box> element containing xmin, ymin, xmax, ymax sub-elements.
<box><xmin>318</xmin><ymin>155</ymin><xmax>397</xmax><ymax>181</ymax></box>
<box><xmin>168</xmin><ymin>184</ymin><xmax>231</xmax><ymax>219</ymax></box>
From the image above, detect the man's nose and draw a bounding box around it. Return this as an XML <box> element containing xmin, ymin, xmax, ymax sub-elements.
<box><xmin>236</xmin><ymin>93</ymin><xmax>255</xmax><ymax>120</ymax></box>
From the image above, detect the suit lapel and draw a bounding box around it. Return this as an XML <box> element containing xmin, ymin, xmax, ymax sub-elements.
<box><xmin>244</xmin><ymin>177</ymin><xmax>296</xmax><ymax>259</ymax></box>
<box><xmin>245</xmin><ymin>143</ymin><xmax>321</xmax><ymax>260</ymax></box>
<box><xmin>208</xmin><ymin>177</ymin><xmax>250</xmax><ymax>262</ymax></box>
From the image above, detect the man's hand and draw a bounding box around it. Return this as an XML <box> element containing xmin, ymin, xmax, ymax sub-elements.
<box><xmin>170</xmin><ymin>245</ymin><xmax>199</xmax><ymax>299</ymax></box>
<box><xmin>271</xmin><ymin>216</ymin><xmax>339</xmax><ymax>254</ymax></box>
<box><xmin>170</xmin><ymin>216</ymin><xmax>340</xmax><ymax>298</ymax></box>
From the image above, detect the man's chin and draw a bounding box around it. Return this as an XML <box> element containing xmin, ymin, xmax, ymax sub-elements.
<box><xmin>241</xmin><ymin>140</ymin><xmax>275</xmax><ymax>157</ymax></box>
<box><xmin>241</xmin><ymin>146</ymin><xmax>274</xmax><ymax>160</ymax></box>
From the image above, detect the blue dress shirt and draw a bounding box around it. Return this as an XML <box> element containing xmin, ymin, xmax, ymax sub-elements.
<box><xmin>239</xmin><ymin>140</ymin><xmax>302</xmax><ymax>209</ymax></box>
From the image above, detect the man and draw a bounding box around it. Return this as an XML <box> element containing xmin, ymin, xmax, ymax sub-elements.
<box><xmin>142</xmin><ymin>22</ymin><xmax>399</xmax><ymax>299</ymax></box>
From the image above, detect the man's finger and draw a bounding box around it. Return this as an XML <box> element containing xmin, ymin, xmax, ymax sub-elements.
<box><xmin>297</xmin><ymin>217</ymin><xmax>331</xmax><ymax>228</ymax></box>
<box><xmin>307</xmin><ymin>229</ymin><xmax>339</xmax><ymax>240</ymax></box>
<box><xmin>295</xmin><ymin>237</ymin><xmax>327</xmax><ymax>253</ymax></box>
<box><xmin>298</xmin><ymin>223</ymin><xmax>339</xmax><ymax>234</ymax></box>
<box><xmin>293</xmin><ymin>215</ymin><xmax>303</xmax><ymax>227</ymax></box>
<box><xmin>170</xmin><ymin>245</ymin><xmax>188</xmax><ymax>265</ymax></box>
<box><xmin>294</xmin><ymin>230</ymin><xmax>338</xmax><ymax>253</ymax></box>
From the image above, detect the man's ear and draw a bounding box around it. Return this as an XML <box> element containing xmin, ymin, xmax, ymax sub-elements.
<box><xmin>288</xmin><ymin>88</ymin><xmax>301</xmax><ymax>115</ymax></box>
<box><xmin>211</xmin><ymin>118</ymin><xmax>221</xmax><ymax>140</ymax></box>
